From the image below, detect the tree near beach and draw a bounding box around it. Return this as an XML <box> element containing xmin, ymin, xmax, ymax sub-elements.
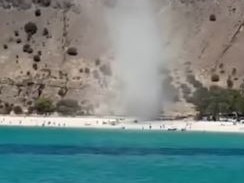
<box><xmin>13</xmin><ymin>106</ymin><xmax>23</xmax><ymax>114</ymax></box>
<box><xmin>56</xmin><ymin>99</ymin><xmax>80</xmax><ymax>116</ymax></box>
<box><xmin>34</xmin><ymin>98</ymin><xmax>55</xmax><ymax>115</ymax></box>
<box><xmin>189</xmin><ymin>85</ymin><xmax>244</xmax><ymax>120</ymax></box>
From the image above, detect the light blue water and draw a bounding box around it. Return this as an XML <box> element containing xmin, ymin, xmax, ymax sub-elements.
<box><xmin>0</xmin><ymin>127</ymin><xmax>244</xmax><ymax>183</ymax></box>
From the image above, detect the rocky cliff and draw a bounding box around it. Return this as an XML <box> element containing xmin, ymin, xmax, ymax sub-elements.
<box><xmin>157</xmin><ymin>0</ymin><xmax>244</xmax><ymax>115</ymax></box>
<box><xmin>0</xmin><ymin>0</ymin><xmax>114</xmax><ymax>114</ymax></box>
<box><xmin>0</xmin><ymin>0</ymin><xmax>244</xmax><ymax>116</ymax></box>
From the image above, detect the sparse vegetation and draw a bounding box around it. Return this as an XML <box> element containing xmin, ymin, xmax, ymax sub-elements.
<box><xmin>209</xmin><ymin>14</ymin><xmax>216</xmax><ymax>21</ymax></box>
<box><xmin>24</xmin><ymin>22</ymin><xmax>37</xmax><ymax>40</ymax></box>
<box><xmin>35</xmin><ymin>9</ymin><xmax>41</xmax><ymax>17</ymax></box>
<box><xmin>85</xmin><ymin>68</ymin><xmax>90</xmax><ymax>74</ymax></box>
<box><xmin>211</xmin><ymin>74</ymin><xmax>220</xmax><ymax>82</ymax></box>
<box><xmin>27</xmin><ymin>106</ymin><xmax>34</xmax><ymax>114</ymax></box>
<box><xmin>67</xmin><ymin>47</ymin><xmax>78</xmax><ymax>56</ymax></box>
<box><xmin>33</xmin><ymin>55</ymin><xmax>41</xmax><ymax>62</ymax></box>
<box><xmin>232</xmin><ymin>68</ymin><xmax>237</xmax><ymax>75</ymax></box>
<box><xmin>188</xmin><ymin>85</ymin><xmax>244</xmax><ymax>120</ymax></box>
<box><xmin>27</xmin><ymin>101</ymin><xmax>32</xmax><ymax>106</ymax></box>
<box><xmin>13</xmin><ymin>106</ymin><xmax>23</xmax><ymax>114</ymax></box>
<box><xmin>219</xmin><ymin>63</ymin><xmax>224</xmax><ymax>69</ymax></box>
<box><xmin>56</xmin><ymin>99</ymin><xmax>80</xmax><ymax>116</ymax></box>
<box><xmin>16</xmin><ymin>38</ymin><xmax>22</xmax><ymax>44</ymax></box>
<box><xmin>58</xmin><ymin>87</ymin><xmax>68</xmax><ymax>97</ymax></box>
<box><xmin>14</xmin><ymin>30</ymin><xmax>19</xmax><ymax>37</ymax></box>
<box><xmin>3</xmin><ymin>44</ymin><xmax>8</xmax><ymax>49</ymax></box>
<box><xmin>23</xmin><ymin>44</ymin><xmax>33</xmax><ymax>54</ymax></box>
<box><xmin>34</xmin><ymin>98</ymin><xmax>55</xmax><ymax>114</ymax></box>
<box><xmin>227</xmin><ymin>77</ymin><xmax>234</xmax><ymax>89</ymax></box>
<box><xmin>33</xmin><ymin>63</ymin><xmax>38</xmax><ymax>70</ymax></box>
<box><xmin>220</xmin><ymin>70</ymin><xmax>225</xmax><ymax>74</ymax></box>
<box><xmin>0</xmin><ymin>103</ymin><xmax>13</xmax><ymax>114</ymax></box>
<box><xmin>42</xmin><ymin>28</ymin><xmax>49</xmax><ymax>38</ymax></box>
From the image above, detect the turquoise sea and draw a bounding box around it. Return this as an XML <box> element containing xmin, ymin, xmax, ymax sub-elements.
<box><xmin>1</xmin><ymin>127</ymin><xmax>244</xmax><ymax>183</ymax></box>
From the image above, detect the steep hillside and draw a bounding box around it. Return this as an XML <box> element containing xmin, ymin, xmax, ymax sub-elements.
<box><xmin>0</xmin><ymin>0</ymin><xmax>114</xmax><ymax>115</ymax></box>
<box><xmin>168</xmin><ymin>0</ymin><xmax>244</xmax><ymax>87</ymax></box>
<box><xmin>154</xmin><ymin>0</ymin><xmax>244</xmax><ymax>116</ymax></box>
<box><xmin>1</xmin><ymin>0</ymin><xmax>244</xmax><ymax>116</ymax></box>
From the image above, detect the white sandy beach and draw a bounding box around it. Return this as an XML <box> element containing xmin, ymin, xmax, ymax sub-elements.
<box><xmin>0</xmin><ymin>115</ymin><xmax>244</xmax><ymax>133</ymax></box>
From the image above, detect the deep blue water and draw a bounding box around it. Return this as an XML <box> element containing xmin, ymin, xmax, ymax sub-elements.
<box><xmin>1</xmin><ymin>127</ymin><xmax>244</xmax><ymax>182</ymax></box>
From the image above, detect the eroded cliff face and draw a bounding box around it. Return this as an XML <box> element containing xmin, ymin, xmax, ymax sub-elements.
<box><xmin>0</xmin><ymin>0</ymin><xmax>115</xmax><ymax>114</ymax></box>
<box><xmin>167</xmin><ymin>0</ymin><xmax>244</xmax><ymax>85</ymax></box>
<box><xmin>155</xmin><ymin>0</ymin><xmax>244</xmax><ymax>115</ymax></box>
<box><xmin>0</xmin><ymin>0</ymin><xmax>244</xmax><ymax>116</ymax></box>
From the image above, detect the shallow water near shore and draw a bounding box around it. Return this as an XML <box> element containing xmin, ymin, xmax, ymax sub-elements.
<box><xmin>1</xmin><ymin>127</ymin><xmax>244</xmax><ymax>182</ymax></box>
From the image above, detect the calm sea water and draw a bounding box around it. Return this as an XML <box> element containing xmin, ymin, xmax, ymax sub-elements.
<box><xmin>0</xmin><ymin>127</ymin><xmax>244</xmax><ymax>183</ymax></box>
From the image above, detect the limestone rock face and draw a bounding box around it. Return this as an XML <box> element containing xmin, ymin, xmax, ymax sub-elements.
<box><xmin>153</xmin><ymin>0</ymin><xmax>244</xmax><ymax>115</ymax></box>
<box><xmin>163</xmin><ymin>0</ymin><xmax>244</xmax><ymax>90</ymax></box>
<box><xmin>0</xmin><ymin>0</ymin><xmax>112</xmax><ymax>114</ymax></box>
<box><xmin>0</xmin><ymin>0</ymin><xmax>244</xmax><ymax>115</ymax></box>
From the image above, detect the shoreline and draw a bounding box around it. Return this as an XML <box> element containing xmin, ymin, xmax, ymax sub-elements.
<box><xmin>0</xmin><ymin>116</ymin><xmax>244</xmax><ymax>133</ymax></box>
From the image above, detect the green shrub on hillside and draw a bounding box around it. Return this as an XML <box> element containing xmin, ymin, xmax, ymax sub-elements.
<box><xmin>13</xmin><ymin>106</ymin><xmax>23</xmax><ymax>114</ymax></box>
<box><xmin>211</xmin><ymin>74</ymin><xmax>220</xmax><ymax>82</ymax></box>
<box><xmin>56</xmin><ymin>99</ymin><xmax>80</xmax><ymax>116</ymax></box>
<box><xmin>34</xmin><ymin>98</ymin><xmax>55</xmax><ymax>114</ymax></box>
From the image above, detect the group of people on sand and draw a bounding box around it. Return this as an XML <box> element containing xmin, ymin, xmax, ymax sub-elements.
<box><xmin>0</xmin><ymin>117</ymin><xmax>67</xmax><ymax>128</ymax></box>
